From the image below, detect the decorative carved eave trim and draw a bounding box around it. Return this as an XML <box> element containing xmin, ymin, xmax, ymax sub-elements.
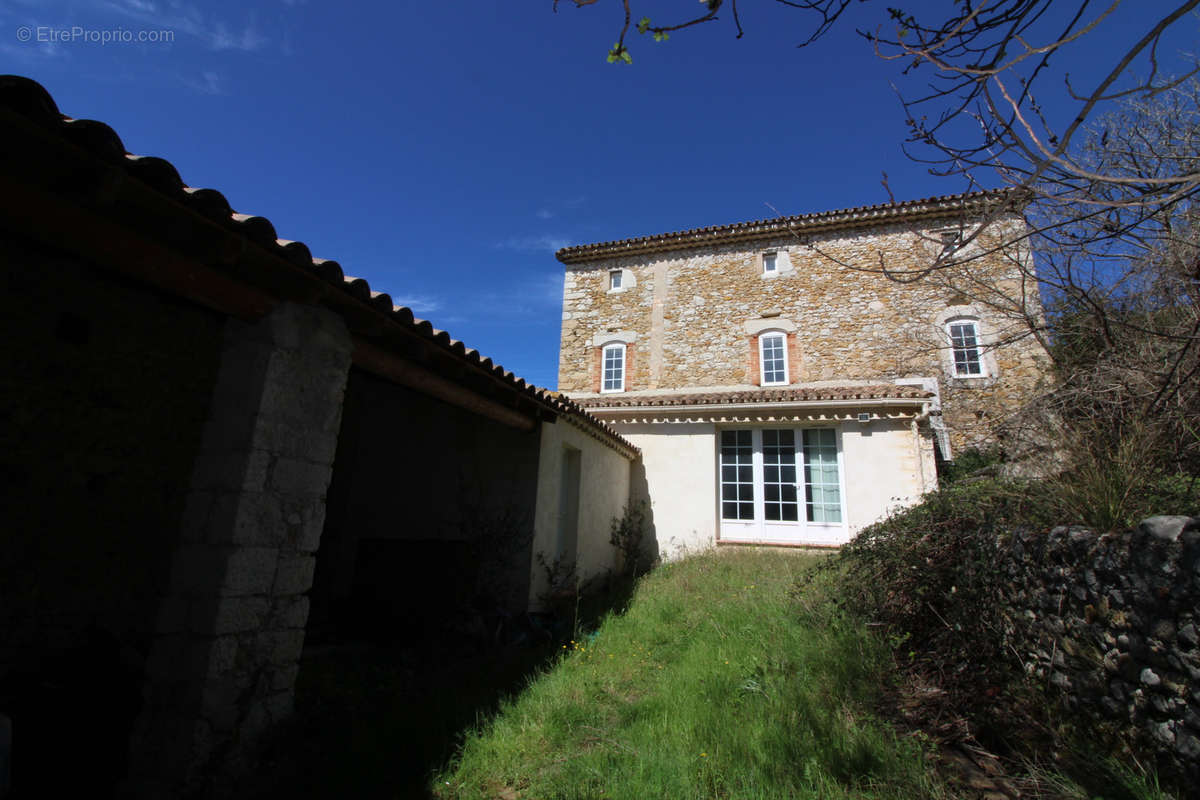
<box><xmin>598</xmin><ymin>413</ymin><xmax>922</xmax><ymax>425</ymax></box>
<box><xmin>587</xmin><ymin>402</ymin><xmax>927</xmax><ymax>426</ymax></box>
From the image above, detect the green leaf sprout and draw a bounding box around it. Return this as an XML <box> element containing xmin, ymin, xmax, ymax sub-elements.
<box><xmin>606</xmin><ymin>43</ymin><xmax>632</xmax><ymax>64</ymax></box>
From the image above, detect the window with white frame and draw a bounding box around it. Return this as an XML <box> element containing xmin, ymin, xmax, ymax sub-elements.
<box><xmin>718</xmin><ymin>427</ymin><xmax>846</xmax><ymax>545</ymax></box>
<box><xmin>605</xmin><ymin>268</ymin><xmax>636</xmax><ymax>293</ymax></box>
<box><xmin>719</xmin><ymin>429</ymin><xmax>755</xmax><ymax>521</ymax></box>
<box><xmin>762</xmin><ymin>252</ymin><xmax>778</xmax><ymax>273</ymax></box>
<box><xmin>801</xmin><ymin>428</ymin><xmax>842</xmax><ymax>523</ymax></box>
<box><xmin>758</xmin><ymin>331</ymin><xmax>788</xmax><ymax>385</ymax></box>
<box><xmin>947</xmin><ymin>319</ymin><xmax>984</xmax><ymax>376</ymax></box>
<box><xmin>601</xmin><ymin>342</ymin><xmax>626</xmax><ymax>392</ymax></box>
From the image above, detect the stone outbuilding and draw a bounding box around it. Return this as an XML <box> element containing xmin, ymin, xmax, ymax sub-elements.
<box><xmin>0</xmin><ymin>75</ymin><xmax>636</xmax><ymax>797</ymax></box>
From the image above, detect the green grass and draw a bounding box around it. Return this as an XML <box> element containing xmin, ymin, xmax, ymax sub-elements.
<box><xmin>434</xmin><ymin>549</ymin><xmax>943</xmax><ymax>800</ymax></box>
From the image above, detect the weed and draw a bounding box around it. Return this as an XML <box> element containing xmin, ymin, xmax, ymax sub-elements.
<box><xmin>609</xmin><ymin>500</ymin><xmax>652</xmax><ymax>578</ymax></box>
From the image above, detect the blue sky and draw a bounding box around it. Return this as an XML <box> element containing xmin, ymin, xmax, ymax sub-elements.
<box><xmin>3</xmin><ymin>1</ymin><xmax>1194</xmax><ymax>388</ymax></box>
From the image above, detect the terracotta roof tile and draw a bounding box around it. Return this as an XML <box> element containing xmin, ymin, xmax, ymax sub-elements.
<box><xmin>556</xmin><ymin>189</ymin><xmax>1024</xmax><ymax>263</ymax></box>
<box><xmin>0</xmin><ymin>74</ymin><xmax>637</xmax><ymax>459</ymax></box>
<box><xmin>574</xmin><ymin>385</ymin><xmax>932</xmax><ymax>409</ymax></box>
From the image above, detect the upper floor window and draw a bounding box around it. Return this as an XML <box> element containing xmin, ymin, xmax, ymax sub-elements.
<box><xmin>938</xmin><ymin>229</ymin><xmax>963</xmax><ymax>252</ymax></box>
<box><xmin>756</xmin><ymin>250</ymin><xmax>793</xmax><ymax>278</ymax></box>
<box><xmin>947</xmin><ymin>320</ymin><xmax>984</xmax><ymax>376</ymax></box>
<box><xmin>929</xmin><ymin>226</ymin><xmax>982</xmax><ymax>261</ymax></box>
<box><xmin>606</xmin><ymin>268</ymin><xmax>635</xmax><ymax>293</ymax></box>
<box><xmin>601</xmin><ymin>342</ymin><xmax>626</xmax><ymax>392</ymax></box>
<box><xmin>759</xmin><ymin>332</ymin><xmax>788</xmax><ymax>386</ymax></box>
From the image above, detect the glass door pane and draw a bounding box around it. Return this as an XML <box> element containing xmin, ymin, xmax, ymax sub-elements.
<box><xmin>802</xmin><ymin>429</ymin><xmax>842</xmax><ymax>523</ymax></box>
<box><xmin>762</xmin><ymin>429</ymin><xmax>798</xmax><ymax>522</ymax></box>
<box><xmin>719</xmin><ymin>430</ymin><xmax>754</xmax><ymax>520</ymax></box>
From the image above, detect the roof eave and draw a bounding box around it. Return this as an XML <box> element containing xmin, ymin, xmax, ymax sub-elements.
<box><xmin>0</xmin><ymin>75</ymin><xmax>641</xmax><ymax>456</ymax></box>
<box><xmin>556</xmin><ymin>189</ymin><xmax>1024</xmax><ymax>265</ymax></box>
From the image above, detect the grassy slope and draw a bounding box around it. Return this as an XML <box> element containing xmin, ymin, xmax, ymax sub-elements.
<box><xmin>435</xmin><ymin>549</ymin><xmax>943</xmax><ymax>800</ymax></box>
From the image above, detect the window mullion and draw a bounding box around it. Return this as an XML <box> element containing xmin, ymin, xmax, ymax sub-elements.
<box><xmin>752</xmin><ymin>429</ymin><xmax>765</xmax><ymax>534</ymax></box>
<box><xmin>794</xmin><ymin>426</ymin><xmax>806</xmax><ymax>536</ymax></box>
<box><xmin>835</xmin><ymin>429</ymin><xmax>847</xmax><ymax>526</ymax></box>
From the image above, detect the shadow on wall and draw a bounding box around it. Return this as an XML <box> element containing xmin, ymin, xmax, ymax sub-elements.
<box><xmin>268</xmin><ymin>367</ymin><xmax>550</xmax><ymax>797</ymax></box>
<box><xmin>1</xmin><ymin>247</ymin><xmax>227</xmax><ymax>797</ymax></box>
<box><xmin>246</xmin><ymin>437</ymin><xmax>654</xmax><ymax>799</ymax></box>
<box><xmin>307</xmin><ymin>367</ymin><xmax>542</xmax><ymax>645</ymax></box>
<box><xmin>630</xmin><ymin>460</ymin><xmax>660</xmax><ymax>568</ymax></box>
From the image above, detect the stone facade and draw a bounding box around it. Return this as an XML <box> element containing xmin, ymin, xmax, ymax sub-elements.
<box><xmin>559</xmin><ymin>206</ymin><xmax>1050</xmax><ymax>455</ymax></box>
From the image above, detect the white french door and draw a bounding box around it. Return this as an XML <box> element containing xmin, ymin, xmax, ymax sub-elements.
<box><xmin>718</xmin><ymin>427</ymin><xmax>848</xmax><ymax>546</ymax></box>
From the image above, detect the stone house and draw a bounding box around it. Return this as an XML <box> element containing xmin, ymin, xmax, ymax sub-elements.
<box><xmin>556</xmin><ymin>192</ymin><xmax>1050</xmax><ymax>552</ymax></box>
<box><xmin>0</xmin><ymin>75</ymin><xmax>636</xmax><ymax>797</ymax></box>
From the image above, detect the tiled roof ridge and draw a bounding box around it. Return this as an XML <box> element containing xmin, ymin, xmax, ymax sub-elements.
<box><xmin>556</xmin><ymin>188</ymin><xmax>1023</xmax><ymax>263</ymax></box>
<box><xmin>0</xmin><ymin>74</ymin><xmax>636</xmax><ymax>458</ymax></box>
<box><xmin>572</xmin><ymin>384</ymin><xmax>933</xmax><ymax>409</ymax></box>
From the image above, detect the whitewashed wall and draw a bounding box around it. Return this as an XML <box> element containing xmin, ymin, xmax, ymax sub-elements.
<box><xmin>602</xmin><ymin>418</ymin><xmax>934</xmax><ymax>555</ymax></box>
<box><xmin>611</xmin><ymin>422</ymin><xmax>718</xmax><ymax>559</ymax></box>
<box><xmin>530</xmin><ymin>416</ymin><xmax>633</xmax><ymax>608</ymax></box>
<box><xmin>840</xmin><ymin>419</ymin><xmax>936</xmax><ymax>533</ymax></box>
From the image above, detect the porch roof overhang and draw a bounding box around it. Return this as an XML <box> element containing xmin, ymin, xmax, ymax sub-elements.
<box><xmin>573</xmin><ymin>385</ymin><xmax>933</xmax><ymax>425</ymax></box>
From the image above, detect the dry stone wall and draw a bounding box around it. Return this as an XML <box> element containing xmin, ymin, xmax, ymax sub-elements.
<box><xmin>998</xmin><ymin>517</ymin><xmax>1200</xmax><ymax>783</ymax></box>
<box><xmin>560</xmin><ymin>215</ymin><xmax>1050</xmax><ymax>453</ymax></box>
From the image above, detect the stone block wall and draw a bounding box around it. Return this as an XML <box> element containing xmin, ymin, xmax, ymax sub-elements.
<box><xmin>559</xmin><ymin>215</ymin><xmax>1050</xmax><ymax>453</ymax></box>
<box><xmin>997</xmin><ymin>518</ymin><xmax>1200</xmax><ymax>782</ymax></box>
<box><xmin>128</xmin><ymin>302</ymin><xmax>352</xmax><ymax>797</ymax></box>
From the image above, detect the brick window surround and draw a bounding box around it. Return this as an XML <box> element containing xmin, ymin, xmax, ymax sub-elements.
<box><xmin>745</xmin><ymin>329</ymin><xmax>798</xmax><ymax>386</ymax></box>
<box><xmin>593</xmin><ymin>342</ymin><xmax>634</xmax><ymax>392</ymax></box>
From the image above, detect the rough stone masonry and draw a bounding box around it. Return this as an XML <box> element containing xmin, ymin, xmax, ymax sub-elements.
<box><xmin>127</xmin><ymin>302</ymin><xmax>353</xmax><ymax>797</ymax></box>
<box><xmin>998</xmin><ymin>515</ymin><xmax>1200</xmax><ymax>783</ymax></box>
<box><xmin>558</xmin><ymin>213</ymin><xmax>1049</xmax><ymax>455</ymax></box>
